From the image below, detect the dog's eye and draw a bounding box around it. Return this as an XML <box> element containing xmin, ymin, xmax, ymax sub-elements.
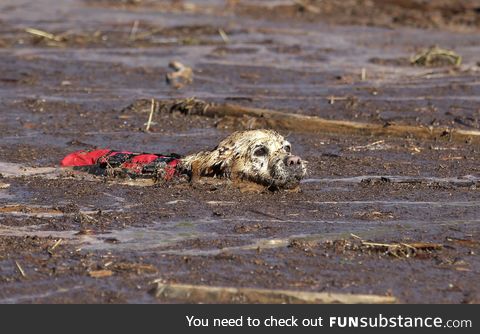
<box><xmin>284</xmin><ymin>145</ymin><xmax>291</xmax><ymax>153</ymax></box>
<box><xmin>253</xmin><ymin>146</ymin><xmax>268</xmax><ymax>157</ymax></box>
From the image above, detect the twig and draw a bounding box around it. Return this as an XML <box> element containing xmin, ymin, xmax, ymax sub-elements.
<box><xmin>361</xmin><ymin>67</ymin><xmax>367</xmax><ymax>81</ymax></box>
<box><xmin>25</xmin><ymin>27</ymin><xmax>63</xmax><ymax>42</ymax></box>
<box><xmin>151</xmin><ymin>282</ymin><xmax>396</xmax><ymax>304</ymax></box>
<box><xmin>89</xmin><ymin>269</ymin><xmax>113</xmax><ymax>278</ymax></box>
<box><xmin>48</xmin><ymin>238</ymin><xmax>63</xmax><ymax>255</ymax></box>
<box><xmin>145</xmin><ymin>98</ymin><xmax>155</xmax><ymax>132</ymax></box>
<box><xmin>348</xmin><ymin>140</ymin><xmax>386</xmax><ymax>151</ymax></box>
<box><xmin>327</xmin><ymin>95</ymin><xmax>349</xmax><ymax>104</ymax></box>
<box><xmin>400</xmin><ymin>243</ymin><xmax>417</xmax><ymax>250</ymax></box>
<box><xmin>15</xmin><ymin>260</ymin><xmax>26</xmax><ymax>277</ymax></box>
<box><xmin>361</xmin><ymin>241</ymin><xmax>397</xmax><ymax>248</ymax></box>
<box><xmin>129</xmin><ymin>20</ymin><xmax>139</xmax><ymax>40</ymax></box>
<box><xmin>79</xmin><ymin>212</ymin><xmax>98</xmax><ymax>224</ymax></box>
<box><xmin>218</xmin><ymin>28</ymin><xmax>230</xmax><ymax>43</ymax></box>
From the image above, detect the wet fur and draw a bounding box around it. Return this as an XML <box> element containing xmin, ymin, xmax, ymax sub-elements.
<box><xmin>179</xmin><ymin>129</ymin><xmax>307</xmax><ymax>191</ymax></box>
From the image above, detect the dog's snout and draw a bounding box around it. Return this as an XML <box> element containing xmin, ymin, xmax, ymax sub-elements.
<box><xmin>285</xmin><ymin>155</ymin><xmax>302</xmax><ymax>166</ymax></box>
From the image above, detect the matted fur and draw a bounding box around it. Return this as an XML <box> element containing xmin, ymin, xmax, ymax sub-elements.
<box><xmin>180</xmin><ymin>129</ymin><xmax>306</xmax><ymax>190</ymax></box>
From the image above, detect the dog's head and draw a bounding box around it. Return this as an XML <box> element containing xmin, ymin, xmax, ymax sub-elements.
<box><xmin>183</xmin><ymin>129</ymin><xmax>307</xmax><ymax>189</ymax></box>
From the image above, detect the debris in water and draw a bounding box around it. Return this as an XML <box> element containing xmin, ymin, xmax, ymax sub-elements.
<box><xmin>158</xmin><ymin>97</ymin><xmax>210</xmax><ymax>115</ymax></box>
<box><xmin>15</xmin><ymin>261</ymin><xmax>27</xmax><ymax>278</ymax></box>
<box><xmin>145</xmin><ymin>98</ymin><xmax>155</xmax><ymax>132</ymax></box>
<box><xmin>150</xmin><ymin>281</ymin><xmax>396</xmax><ymax>304</ymax></box>
<box><xmin>354</xmin><ymin>210</ymin><xmax>394</xmax><ymax>220</ymax></box>
<box><xmin>446</xmin><ymin>237</ymin><xmax>479</xmax><ymax>248</ymax></box>
<box><xmin>218</xmin><ymin>28</ymin><xmax>230</xmax><ymax>43</ymax></box>
<box><xmin>47</xmin><ymin>238</ymin><xmax>63</xmax><ymax>255</ymax></box>
<box><xmin>152</xmin><ymin>97</ymin><xmax>480</xmax><ymax>144</ymax></box>
<box><xmin>114</xmin><ymin>262</ymin><xmax>157</xmax><ymax>274</ymax></box>
<box><xmin>88</xmin><ymin>269</ymin><xmax>113</xmax><ymax>278</ymax></box>
<box><xmin>77</xmin><ymin>212</ymin><xmax>98</xmax><ymax>224</ymax></box>
<box><xmin>327</xmin><ymin>95</ymin><xmax>349</xmax><ymax>105</ymax></box>
<box><xmin>347</xmin><ymin>140</ymin><xmax>390</xmax><ymax>151</ymax></box>
<box><xmin>25</xmin><ymin>27</ymin><xmax>65</xmax><ymax>42</ymax></box>
<box><xmin>361</xmin><ymin>241</ymin><xmax>442</xmax><ymax>258</ymax></box>
<box><xmin>333</xmin><ymin>237</ymin><xmax>443</xmax><ymax>258</ymax></box>
<box><xmin>0</xmin><ymin>205</ymin><xmax>63</xmax><ymax>216</ymax></box>
<box><xmin>411</xmin><ymin>46</ymin><xmax>462</xmax><ymax>67</ymax></box>
<box><xmin>129</xmin><ymin>20</ymin><xmax>140</xmax><ymax>40</ymax></box>
<box><xmin>166</xmin><ymin>61</ymin><xmax>193</xmax><ymax>88</ymax></box>
<box><xmin>361</xmin><ymin>67</ymin><xmax>366</xmax><ymax>81</ymax></box>
<box><xmin>75</xmin><ymin>229</ymin><xmax>95</xmax><ymax>236</ymax></box>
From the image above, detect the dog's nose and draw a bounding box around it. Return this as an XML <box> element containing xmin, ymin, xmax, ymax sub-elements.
<box><xmin>286</xmin><ymin>155</ymin><xmax>302</xmax><ymax>166</ymax></box>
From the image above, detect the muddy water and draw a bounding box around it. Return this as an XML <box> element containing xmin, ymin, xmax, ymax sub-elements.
<box><xmin>0</xmin><ymin>0</ymin><xmax>480</xmax><ymax>303</ymax></box>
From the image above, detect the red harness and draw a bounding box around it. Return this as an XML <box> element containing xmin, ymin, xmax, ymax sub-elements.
<box><xmin>61</xmin><ymin>149</ymin><xmax>182</xmax><ymax>180</ymax></box>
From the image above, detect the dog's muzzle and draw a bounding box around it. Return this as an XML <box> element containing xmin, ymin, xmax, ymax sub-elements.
<box><xmin>268</xmin><ymin>155</ymin><xmax>306</xmax><ymax>189</ymax></box>
<box><xmin>283</xmin><ymin>155</ymin><xmax>306</xmax><ymax>180</ymax></box>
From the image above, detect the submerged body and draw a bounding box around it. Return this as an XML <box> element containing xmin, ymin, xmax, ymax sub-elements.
<box><xmin>61</xmin><ymin>129</ymin><xmax>307</xmax><ymax>190</ymax></box>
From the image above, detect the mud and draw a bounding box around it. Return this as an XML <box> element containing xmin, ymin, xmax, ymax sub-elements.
<box><xmin>237</xmin><ymin>0</ymin><xmax>480</xmax><ymax>31</ymax></box>
<box><xmin>0</xmin><ymin>0</ymin><xmax>479</xmax><ymax>303</ymax></box>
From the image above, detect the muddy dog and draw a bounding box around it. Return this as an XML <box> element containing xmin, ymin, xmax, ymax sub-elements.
<box><xmin>61</xmin><ymin>129</ymin><xmax>307</xmax><ymax>191</ymax></box>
